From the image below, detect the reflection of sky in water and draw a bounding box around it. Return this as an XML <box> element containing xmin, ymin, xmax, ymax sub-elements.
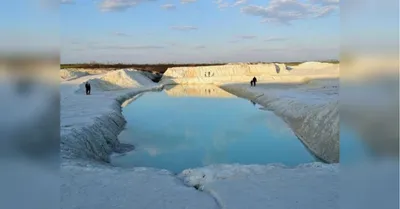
<box><xmin>340</xmin><ymin>124</ymin><xmax>373</xmax><ymax>164</ymax></box>
<box><xmin>112</xmin><ymin>90</ymin><xmax>317</xmax><ymax>173</ymax></box>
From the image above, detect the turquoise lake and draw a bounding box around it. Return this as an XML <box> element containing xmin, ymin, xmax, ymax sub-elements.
<box><xmin>111</xmin><ymin>86</ymin><xmax>319</xmax><ymax>173</ymax></box>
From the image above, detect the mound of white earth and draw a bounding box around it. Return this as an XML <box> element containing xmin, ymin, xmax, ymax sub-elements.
<box><xmin>77</xmin><ymin>69</ymin><xmax>154</xmax><ymax>93</ymax></box>
<box><xmin>60</xmin><ymin>69</ymin><xmax>89</xmax><ymax>81</ymax></box>
<box><xmin>295</xmin><ymin>62</ymin><xmax>338</xmax><ymax>70</ymax></box>
<box><xmin>161</xmin><ymin>62</ymin><xmax>338</xmax><ymax>85</ymax></box>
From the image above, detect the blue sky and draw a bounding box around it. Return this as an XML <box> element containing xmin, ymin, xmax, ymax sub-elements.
<box><xmin>61</xmin><ymin>0</ymin><xmax>340</xmax><ymax>63</ymax></box>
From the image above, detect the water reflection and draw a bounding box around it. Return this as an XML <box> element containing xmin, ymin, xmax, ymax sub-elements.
<box><xmin>164</xmin><ymin>84</ymin><xmax>235</xmax><ymax>98</ymax></box>
<box><xmin>121</xmin><ymin>94</ymin><xmax>143</xmax><ymax>107</ymax></box>
<box><xmin>112</xmin><ymin>86</ymin><xmax>317</xmax><ymax>173</ymax></box>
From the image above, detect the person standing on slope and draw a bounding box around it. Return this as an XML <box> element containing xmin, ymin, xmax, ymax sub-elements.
<box><xmin>85</xmin><ymin>81</ymin><xmax>91</xmax><ymax>95</ymax></box>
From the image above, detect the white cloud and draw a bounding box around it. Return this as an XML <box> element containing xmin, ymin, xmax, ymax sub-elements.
<box><xmin>214</xmin><ymin>0</ymin><xmax>227</xmax><ymax>8</ymax></box>
<box><xmin>161</xmin><ymin>4</ymin><xmax>176</xmax><ymax>10</ymax></box>
<box><xmin>60</xmin><ymin>0</ymin><xmax>75</xmax><ymax>4</ymax></box>
<box><xmin>99</xmin><ymin>0</ymin><xmax>156</xmax><ymax>12</ymax></box>
<box><xmin>241</xmin><ymin>0</ymin><xmax>339</xmax><ymax>24</ymax></box>
<box><xmin>238</xmin><ymin>35</ymin><xmax>257</xmax><ymax>39</ymax></box>
<box><xmin>218</xmin><ymin>2</ymin><xmax>230</xmax><ymax>8</ymax></box>
<box><xmin>170</xmin><ymin>26</ymin><xmax>198</xmax><ymax>31</ymax></box>
<box><xmin>180</xmin><ymin>0</ymin><xmax>196</xmax><ymax>4</ymax></box>
<box><xmin>227</xmin><ymin>35</ymin><xmax>257</xmax><ymax>44</ymax></box>
<box><xmin>232</xmin><ymin>0</ymin><xmax>248</xmax><ymax>7</ymax></box>
<box><xmin>227</xmin><ymin>35</ymin><xmax>257</xmax><ymax>43</ymax></box>
<box><xmin>264</xmin><ymin>37</ymin><xmax>288</xmax><ymax>41</ymax></box>
<box><xmin>90</xmin><ymin>45</ymin><xmax>166</xmax><ymax>50</ymax></box>
<box><xmin>310</xmin><ymin>4</ymin><xmax>338</xmax><ymax>18</ymax></box>
<box><xmin>193</xmin><ymin>45</ymin><xmax>206</xmax><ymax>49</ymax></box>
<box><xmin>214</xmin><ymin>0</ymin><xmax>248</xmax><ymax>9</ymax></box>
<box><xmin>228</xmin><ymin>40</ymin><xmax>239</xmax><ymax>44</ymax></box>
<box><xmin>309</xmin><ymin>0</ymin><xmax>339</xmax><ymax>5</ymax></box>
<box><xmin>114</xmin><ymin>32</ymin><xmax>130</xmax><ymax>36</ymax></box>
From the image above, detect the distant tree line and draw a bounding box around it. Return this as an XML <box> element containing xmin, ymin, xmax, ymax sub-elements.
<box><xmin>60</xmin><ymin>59</ymin><xmax>339</xmax><ymax>73</ymax></box>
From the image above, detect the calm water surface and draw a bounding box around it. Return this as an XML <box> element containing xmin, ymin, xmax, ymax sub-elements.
<box><xmin>111</xmin><ymin>86</ymin><xmax>318</xmax><ymax>173</ymax></box>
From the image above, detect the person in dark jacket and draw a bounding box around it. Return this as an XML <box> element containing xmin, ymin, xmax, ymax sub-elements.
<box><xmin>250</xmin><ymin>77</ymin><xmax>257</xmax><ymax>86</ymax></box>
<box><xmin>85</xmin><ymin>81</ymin><xmax>91</xmax><ymax>95</ymax></box>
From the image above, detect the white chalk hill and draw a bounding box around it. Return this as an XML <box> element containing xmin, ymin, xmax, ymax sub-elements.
<box><xmin>60</xmin><ymin>69</ymin><xmax>89</xmax><ymax>81</ymax></box>
<box><xmin>161</xmin><ymin>63</ymin><xmax>289</xmax><ymax>85</ymax></box>
<box><xmin>160</xmin><ymin>62</ymin><xmax>339</xmax><ymax>85</ymax></box>
<box><xmin>77</xmin><ymin>69</ymin><xmax>154</xmax><ymax>93</ymax></box>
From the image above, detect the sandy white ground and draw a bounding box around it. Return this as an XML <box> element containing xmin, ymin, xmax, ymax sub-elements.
<box><xmin>61</xmin><ymin>66</ymin><xmax>340</xmax><ymax>209</ymax></box>
<box><xmin>179</xmin><ymin>163</ymin><xmax>338</xmax><ymax>209</ymax></box>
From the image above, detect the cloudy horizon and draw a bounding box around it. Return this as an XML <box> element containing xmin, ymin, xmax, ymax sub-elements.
<box><xmin>61</xmin><ymin>0</ymin><xmax>339</xmax><ymax>64</ymax></box>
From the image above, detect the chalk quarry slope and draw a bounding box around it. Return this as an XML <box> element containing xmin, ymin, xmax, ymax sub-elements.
<box><xmin>160</xmin><ymin>62</ymin><xmax>339</xmax><ymax>85</ymax></box>
<box><xmin>60</xmin><ymin>69</ymin><xmax>90</xmax><ymax>81</ymax></box>
<box><xmin>60</xmin><ymin>66</ymin><xmax>340</xmax><ymax>209</ymax></box>
<box><xmin>221</xmin><ymin>78</ymin><xmax>339</xmax><ymax>163</ymax></box>
<box><xmin>61</xmin><ymin>69</ymin><xmax>159</xmax><ymax>163</ymax></box>
<box><xmin>75</xmin><ymin>69</ymin><xmax>154</xmax><ymax>93</ymax></box>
